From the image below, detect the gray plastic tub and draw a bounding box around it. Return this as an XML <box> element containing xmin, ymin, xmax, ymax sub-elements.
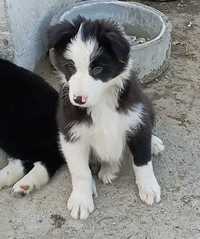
<box><xmin>50</xmin><ymin>0</ymin><xmax>172</xmax><ymax>83</ymax></box>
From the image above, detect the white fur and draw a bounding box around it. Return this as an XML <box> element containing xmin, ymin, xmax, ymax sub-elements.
<box><xmin>59</xmin><ymin>132</ymin><xmax>96</xmax><ymax>220</ymax></box>
<box><xmin>133</xmin><ymin>161</ymin><xmax>161</xmax><ymax>205</ymax></box>
<box><xmin>65</xmin><ymin>24</ymin><xmax>96</xmax><ymax>70</ymax></box>
<box><xmin>12</xmin><ymin>162</ymin><xmax>49</xmax><ymax>196</ymax></box>
<box><xmin>151</xmin><ymin>135</ymin><xmax>165</xmax><ymax>156</ymax></box>
<box><xmin>0</xmin><ymin>159</ymin><xmax>24</xmax><ymax>190</ymax></box>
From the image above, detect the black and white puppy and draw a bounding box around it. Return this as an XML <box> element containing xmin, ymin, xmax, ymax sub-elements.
<box><xmin>0</xmin><ymin>59</ymin><xmax>64</xmax><ymax>196</ymax></box>
<box><xmin>48</xmin><ymin>17</ymin><xmax>165</xmax><ymax>219</ymax></box>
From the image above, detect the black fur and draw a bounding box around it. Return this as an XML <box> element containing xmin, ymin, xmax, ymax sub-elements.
<box><xmin>0</xmin><ymin>59</ymin><xmax>64</xmax><ymax>177</ymax></box>
<box><xmin>48</xmin><ymin>16</ymin><xmax>83</xmax><ymax>51</ymax></box>
<box><xmin>117</xmin><ymin>73</ymin><xmax>154</xmax><ymax>122</ymax></box>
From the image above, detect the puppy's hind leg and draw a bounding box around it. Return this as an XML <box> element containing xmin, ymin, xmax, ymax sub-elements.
<box><xmin>98</xmin><ymin>161</ymin><xmax>120</xmax><ymax>184</ymax></box>
<box><xmin>0</xmin><ymin>159</ymin><xmax>27</xmax><ymax>190</ymax></box>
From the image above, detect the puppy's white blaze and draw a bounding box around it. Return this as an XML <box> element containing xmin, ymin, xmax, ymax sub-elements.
<box><xmin>64</xmin><ymin>31</ymin><xmax>101</xmax><ymax>106</ymax></box>
<box><xmin>133</xmin><ymin>161</ymin><xmax>161</xmax><ymax>205</ymax></box>
<box><xmin>0</xmin><ymin>159</ymin><xmax>24</xmax><ymax>189</ymax></box>
<box><xmin>12</xmin><ymin>162</ymin><xmax>49</xmax><ymax>194</ymax></box>
<box><xmin>64</xmin><ymin>26</ymin><xmax>96</xmax><ymax>73</ymax></box>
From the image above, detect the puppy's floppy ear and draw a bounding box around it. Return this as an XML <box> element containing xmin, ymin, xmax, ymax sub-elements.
<box><xmin>47</xmin><ymin>21</ymin><xmax>74</xmax><ymax>49</ymax></box>
<box><xmin>47</xmin><ymin>16</ymin><xmax>85</xmax><ymax>50</ymax></box>
<box><xmin>101</xmin><ymin>23</ymin><xmax>130</xmax><ymax>64</ymax></box>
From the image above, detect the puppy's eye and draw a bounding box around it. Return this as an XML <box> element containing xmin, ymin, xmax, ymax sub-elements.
<box><xmin>91</xmin><ymin>66</ymin><xmax>103</xmax><ymax>76</ymax></box>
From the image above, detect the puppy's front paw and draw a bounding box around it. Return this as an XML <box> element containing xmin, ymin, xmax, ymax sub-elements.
<box><xmin>67</xmin><ymin>190</ymin><xmax>94</xmax><ymax>220</ymax></box>
<box><xmin>137</xmin><ymin>177</ymin><xmax>161</xmax><ymax>205</ymax></box>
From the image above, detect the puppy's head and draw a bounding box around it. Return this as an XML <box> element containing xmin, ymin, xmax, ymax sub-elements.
<box><xmin>48</xmin><ymin>17</ymin><xmax>130</xmax><ymax>108</ymax></box>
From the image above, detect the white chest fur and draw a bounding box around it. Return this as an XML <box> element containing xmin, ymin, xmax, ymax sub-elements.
<box><xmin>89</xmin><ymin>103</ymin><xmax>126</xmax><ymax>162</ymax></box>
<box><xmin>70</xmin><ymin>101</ymin><xmax>144</xmax><ymax>163</ymax></box>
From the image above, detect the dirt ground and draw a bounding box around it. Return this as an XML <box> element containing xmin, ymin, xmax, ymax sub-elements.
<box><xmin>0</xmin><ymin>0</ymin><xmax>200</xmax><ymax>238</ymax></box>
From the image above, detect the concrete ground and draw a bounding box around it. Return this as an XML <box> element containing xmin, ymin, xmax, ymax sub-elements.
<box><xmin>1</xmin><ymin>0</ymin><xmax>200</xmax><ymax>238</ymax></box>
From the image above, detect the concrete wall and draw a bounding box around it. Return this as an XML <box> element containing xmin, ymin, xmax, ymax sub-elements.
<box><xmin>4</xmin><ymin>0</ymin><xmax>78</xmax><ymax>70</ymax></box>
<box><xmin>0</xmin><ymin>0</ymin><xmax>14</xmax><ymax>61</ymax></box>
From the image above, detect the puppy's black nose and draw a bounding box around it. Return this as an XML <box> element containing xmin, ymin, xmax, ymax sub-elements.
<box><xmin>73</xmin><ymin>95</ymin><xmax>88</xmax><ymax>105</ymax></box>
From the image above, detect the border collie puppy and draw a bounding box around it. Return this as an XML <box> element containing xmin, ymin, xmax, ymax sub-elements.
<box><xmin>0</xmin><ymin>59</ymin><xmax>64</xmax><ymax>196</ymax></box>
<box><xmin>48</xmin><ymin>17</ymin><xmax>165</xmax><ymax>219</ymax></box>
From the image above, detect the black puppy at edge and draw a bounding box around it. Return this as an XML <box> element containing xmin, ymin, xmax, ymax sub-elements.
<box><xmin>0</xmin><ymin>59</ymin><xmax>64</xmax><ymax>196</ymax></box>
<box><xmin>48</xmin><ymin>17</ymin><xmax>165</xmax><ymax>220</ymax></box>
